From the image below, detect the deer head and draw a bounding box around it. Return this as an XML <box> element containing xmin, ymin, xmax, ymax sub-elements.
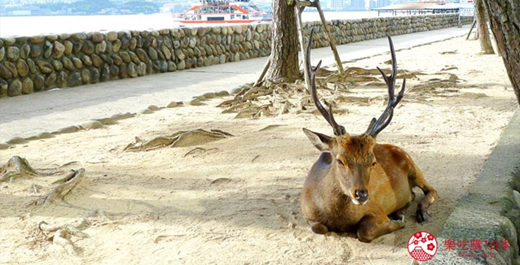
<box><xmin>303</xmin><ymin>30</ymin><xmax>405</xmax><ymax>205</ymax></box>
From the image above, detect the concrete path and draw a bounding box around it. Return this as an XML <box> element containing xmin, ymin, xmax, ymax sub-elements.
<box><xmin>434</xmin><ymin>109</ymin><xmax>520</xmax><ymax>264</ymax></box>
<box><xmin>0</xmin><ymin>25</ymin><xmax>469</xmax><ymax>143</ymax></box>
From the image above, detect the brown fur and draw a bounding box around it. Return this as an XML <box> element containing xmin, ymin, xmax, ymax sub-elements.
<box><xmin>301</xmin><ymin>130</ymin><xmax>438</xmax><ymax>242</ymax></box>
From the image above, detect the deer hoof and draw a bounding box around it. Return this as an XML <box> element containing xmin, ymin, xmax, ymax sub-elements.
<box><xmin>393</xmin><ymin>219</ymin><xmax>405</xmax><ymax>229</ymax></box>
<box><xmin>310</xmin><ymin>221</ymin><xmax>329</xmax><ymax>234</ymax></box>
<box><xmin>417</xmin><ymin>208</ymin><xmax>430</xmax><ymax>223</ymax></box>
<box><xmin>390</xmin><ymin>213</ymin><xmax>405</xmax><ymax>222</ymax></box>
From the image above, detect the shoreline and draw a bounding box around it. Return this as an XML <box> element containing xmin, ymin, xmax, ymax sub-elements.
<box><xmin>1</xmin><ymin>11</ymin><xmax>413</xmax><ymax>38</ymax></box>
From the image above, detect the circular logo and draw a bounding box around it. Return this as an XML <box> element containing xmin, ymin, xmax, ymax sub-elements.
<box><xmin>407</xmin><ymin>231</ymin><xmax>438</xmax><ymax>261</ymax></box>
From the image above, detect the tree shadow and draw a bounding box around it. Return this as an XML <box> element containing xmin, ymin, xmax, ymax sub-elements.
<box><xmin>0</xmin><ymin>143</ymin><xmax>489</xmax><ymax>252</ymax></box>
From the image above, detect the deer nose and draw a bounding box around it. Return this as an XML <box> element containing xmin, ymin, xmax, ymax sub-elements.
<box><xmin>355</xmin><ymin>189</ymin><xmax>369</xmax><ymax>203</ymax></box>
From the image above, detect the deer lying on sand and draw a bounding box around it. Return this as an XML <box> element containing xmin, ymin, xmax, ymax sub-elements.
<box><xmin>300</xmin><ymin>33</ymin><xmax>438</xmax><ymax>243</ymax></box>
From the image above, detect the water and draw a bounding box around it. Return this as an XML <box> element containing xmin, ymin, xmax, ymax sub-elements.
<box><xmin>0</xmin><ymin>11</ymin><xmax>396</xmax><ymax>38</ymax></box>
<box><xmin>0</xmin><ymin>14</ymin><xmax>175</xmax><ymax>37</ymax></box>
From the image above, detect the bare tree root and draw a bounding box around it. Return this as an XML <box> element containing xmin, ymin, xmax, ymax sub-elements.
<box><xmin>184</xmin><ymin>147</ymin><xmax>219</xmax><ymax>157</ymax></box>
<box><xmin>407</xmin><ymin>73</ymin><xmax>468</xmax><ymax>94</ymax></box>
<box><xmin>217</xmin><ymin>65</ymin><xmax>426</xmax><ymax>119</ymax></box>
<box><xmin>318</xmin><ymin>67</ymin><xmax>424</xmax><ymax>86</ymax></box>
<box><xmin>218</xmin><ymin>82</ymin><xmax>311</xmax><ymax>119</ymax></box>
<box><xmin>0</xmin><ymin>156</ymin><xmax>38</xmax><ymax>182</ymax></box>
<box><xmin>38</xmin><ymin>219</ymin><xmax>90</xmax><ymax>255</ymax></box>
<box><xmin>29</xmin><ymin>168</ymin><xmax>86</xmax><ymax>207</ymax></box>
<box><xmin>219</xmin><ymin>49</ymin><xmax>475</xmax><ymax>120</ymax></box>
<box><xmin>0</xmin><ymin>156</ymin><xmax>66</xmax><ymax>183</ymax></box>
<box><xmin>124</xmin><ymin>129</ymin><xmax>233</xmax><ymax>152</ymax></box>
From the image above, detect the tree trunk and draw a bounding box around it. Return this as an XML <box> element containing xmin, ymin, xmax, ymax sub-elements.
<box><xmin>475</xmin><ymin>0</ymin><xmax>494</xmax><ymax>54</ymax></box>
<box><xmin>265</xmin><ymin>0</ymin><xmax>301</xmax><ymax>85</ymax></box>
<box><xmin>482</xmin><ymin>0</ymin><xmax>520</xmax><ymax>104</ymax></box>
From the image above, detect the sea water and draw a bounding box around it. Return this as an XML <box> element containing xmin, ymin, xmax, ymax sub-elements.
<box><xmin>0</xmin><ymin>11</ymin><xmax>396</xmax><ymax>38</ymax></box>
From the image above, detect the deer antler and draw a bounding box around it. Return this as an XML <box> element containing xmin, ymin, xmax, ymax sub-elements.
<box><xmin>305</xmin><ymin>28</ymin><xmax>346</xmax><ymax>136</ymax></box>
<box><xmin>366</xmin><ymin>36</ymin><xmax>406</xmax><ymax>137</ymax></box>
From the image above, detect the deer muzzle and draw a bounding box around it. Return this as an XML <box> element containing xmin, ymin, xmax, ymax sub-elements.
<box><xmin>354</xmin><ymin>189</ymin><xmax>369</xmax><ymax>204</ymax></box>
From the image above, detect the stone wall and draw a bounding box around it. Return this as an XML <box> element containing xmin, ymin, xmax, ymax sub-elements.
<box><xmin>0</xmin><ymin>14</ymin><xmax>472</xmax><ymax>98</ymax></box>
<box><xmin>307</xmin><ymin>14</ymin><xmax>473</xmax><ymax>48</ymax></box>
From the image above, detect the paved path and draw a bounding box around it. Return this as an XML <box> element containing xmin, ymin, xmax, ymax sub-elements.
<box><xmin>0</xmin><ymin>25</ymin><xmax>469</xmax><ymax>143</ymax></box>
<box><xmin>435</xmin><ymin>108</ymin><xmax>520</xmax><ymax>264</ymax></box>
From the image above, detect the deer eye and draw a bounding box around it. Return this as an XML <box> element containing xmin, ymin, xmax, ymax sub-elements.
<box><xmin>336</xmin><ymin>159</ymin><xmax>344</xmax><ymax>165</ymax></box>
<box><xmin>371</xmin><ymin>162</ymin><xmax>377</xmax><ymax>167</ymax></box>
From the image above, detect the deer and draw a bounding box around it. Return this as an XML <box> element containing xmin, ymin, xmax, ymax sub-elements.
<box><xmin>300</xmin><ymin>31</ymin><xmax>438</xmax><ymax>243</ymax></box>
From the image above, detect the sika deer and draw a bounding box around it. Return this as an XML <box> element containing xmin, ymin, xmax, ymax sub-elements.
<box><xmin>300</xmin><ymin>32</ymin><xmax>437</xmax><ymax>242</ymax></box>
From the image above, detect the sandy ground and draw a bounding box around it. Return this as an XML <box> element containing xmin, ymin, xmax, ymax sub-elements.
<box><xmin>0</xmin><ymin>36</ymin><xmax>517</xmax><ymax>265</ymax></box>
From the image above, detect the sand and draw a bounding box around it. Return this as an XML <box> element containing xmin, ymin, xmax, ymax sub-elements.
<box><xmin>0</xmin><ymin>36</ymin><xmax>517</xmax><ymax>265</ymax></box>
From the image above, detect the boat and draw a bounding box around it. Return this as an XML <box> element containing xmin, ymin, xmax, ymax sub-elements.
<box><xmin>172</xmin><ymin>0</ymin><xmax>271</xmax><ymax>24</ymax></box>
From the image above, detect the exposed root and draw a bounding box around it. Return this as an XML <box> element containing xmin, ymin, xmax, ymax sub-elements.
<box><xmin>317</xmin><ymin>67</ymin><xmax>424</xmax><ymax>86</ymax></box>
<box><xmin>439</xmin><ymin>50</ymin><xmax>457</xmax><ymax>55</ymax></box>
<box><xmin>29</xmin><ymin>168</ymin><xmax>86</xmax><ymax>207</ymax></box>
<box><xmin>60</xmin><ymin>161</ymin><xmax>79</xmax><ymax>168</ymax></box>
<box><xmin>218</xmin><ymin>66</ymin><xmax>425</xmax><ymax>119</ymax></box>
<box><xmin>441</xmin><ymin>65</ymin><xmax>458</xmax><ymax>71</ymax></box>
<box><xmin>219</xmin><ymin>82</ymin><xmax>311</xmax><ymax>119</ymax></box>
<box><xmin>0</xmin><ymin>156</ymin><xmax>38</xmax><ymax>182</ymax></box>
<box><xmin>408</xmin><ymin>74</ymin><xmax>468</xmax><ymax>94</ymax></box>
<box><xmin>124</xmin><ymin>129</ymin><xmax>233</xmax><ymax>152</ymax></box>
<box><xmin>335</xmin><ymin>95</ymin><xmax>385</xmax><ymax>106</ymax></box>
<box><xmin>0</xmin><ymin>156</ymin><xmax>65</xmax><ymax>183</ymax></box>
<box><xmin>38</xmin><ymin>219</ymin><xmax>90</xmax><ymax>255</ymax></box>
<box><xmin>258</xmin><ymin>125</ymin><xmax>286</xmax><ymax>131</ymax></box>
<box><xmin>184</xmin><ymin>147</ymin><xmax>219</xmax><ymax>158</ymax></box>
<box><xmin>209</xmin><ymin>178</ymin><xmax>232</xmax><ymax>185</ymax></box>
<box><xmin>218</xmin><ymin>60</ymin><xmax>474</xmax><ymax>120</ymax></box>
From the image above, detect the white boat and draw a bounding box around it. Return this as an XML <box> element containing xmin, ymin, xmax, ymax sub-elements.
<box><xmin>172</xmin><ymin>0</ymin><xmax>271</xmax><ymax>24</ymax></box>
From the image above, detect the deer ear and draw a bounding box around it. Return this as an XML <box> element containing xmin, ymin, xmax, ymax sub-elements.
<box><xmin>303</xmin><ymin>128</ymin><xmax>333</xmax><ymax>151</ymax></box>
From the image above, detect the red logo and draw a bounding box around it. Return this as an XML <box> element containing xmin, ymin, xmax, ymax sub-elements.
<box><xmin>408</xmin><ymin>231</ymin><xmax>438</xmax><ymax>261</ymax></box>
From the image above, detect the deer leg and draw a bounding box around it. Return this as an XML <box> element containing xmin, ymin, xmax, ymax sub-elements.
<box><xmin>409</xmin><ymin>167</ymin><xmax>438</xmax><ymax>223</ymax></box>
<box><xmin>390</xmin><ymin>202</ymin><xmax>410</xmax><ymax>222</ymax></box>
<box><xmin>357</xmin><ymin>213</ymin><xmax>405</xmax><ymax>243</ymax></box>
<box><xmin>308</xmin><ymin>220</ymin><xmax>329</xmax><ymax>234</ymax></box>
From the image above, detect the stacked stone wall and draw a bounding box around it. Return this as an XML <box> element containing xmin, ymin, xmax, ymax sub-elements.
<box><xmin>307</xmin><ymin>15</ymin><xmax>473</xmax><ymax>48</ymax></box>
<box><xmin>0</xmin><ymin>14</ymin><xmax>472</xmax><ymax>98</ymax></box>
